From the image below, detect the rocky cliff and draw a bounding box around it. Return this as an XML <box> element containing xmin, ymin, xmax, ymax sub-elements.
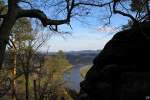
<box><xmin>79</xmin><ymin>22</ymin><xmax>150</xmax><ymax>100</ymax></box>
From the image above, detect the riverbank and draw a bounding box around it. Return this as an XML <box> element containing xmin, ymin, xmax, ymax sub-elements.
<box><xmin>80</xmin><ymin>65</ymin><xmax>91</xmax><ymax>78</ymax></box>
<box><xmin>64</xmin><ymin>64</ymin><xmax>88</xmax><ymax>92</ymax></box>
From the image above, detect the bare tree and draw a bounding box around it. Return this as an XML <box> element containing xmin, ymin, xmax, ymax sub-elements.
<box><xmin>16</xmin><ymin>24</ymin><xmax>50</xmax><ymax>100</ymax></box>
<box><xmin>9</xmin><ymin>39</ymin><xmax>17</xmax><ymax>100</ymax></box>
<box><xmin>0</xmin><ymin>0</ymin><xmax>71</xmax><ymax>68</ymax></box>
<box><xmin>0</xmin><ymin>0</ymin><xmax>114</xmax><ymax>69</ymax></box>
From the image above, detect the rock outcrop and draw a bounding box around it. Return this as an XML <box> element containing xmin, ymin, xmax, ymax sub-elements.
<box><xmin>79</xmin><ymin>22</ymin><xmax>150</xmax><ymax>100</ymax></box>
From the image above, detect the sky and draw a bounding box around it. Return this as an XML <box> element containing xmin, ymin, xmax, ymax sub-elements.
<box><xmin>38</xmin><ymin>4</ymin><xmax>129</xmax><ymax>52</ymax></box>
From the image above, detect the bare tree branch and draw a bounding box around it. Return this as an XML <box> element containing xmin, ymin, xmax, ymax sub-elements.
<box><xmin>15</xmin><ymin>0</ymin><xmax>79</xmax><ymax>28</ymax></box>
<box><xmin>20</xmin><ymin>0</ymin><xmax>33</xmax><ymax>8</ymax></box>
<box><xmin>113</xmin><ymin>1</ymin><xmax>137</xmax><ymax>23</ymax></box>
<box><xmin>18</xmin><ymin>9</ymin><xmax>70</xmax><ymax>26</ymax></box>
<box><xmin>9</xmin><ymin>38</ymin><xmax>16</xmax><ymax>50</ymax></box>
<box><xmin>119</xmin><ymin>2</ymin><xmax>130</xmax><ymax>14</ymax></box>
<box><xmin>74</xmin><ymin>1</ymin><xmax>113</xmax><ymax>7</ymax></box>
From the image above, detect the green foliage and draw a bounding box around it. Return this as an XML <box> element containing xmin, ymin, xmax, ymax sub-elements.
<box><xmin>12</xmin><ymin>18</ymin><xmax>33</xmax><ymax>41</ymax></box>
<box><xmin>44</xmin><ymin>50</ymin><xmax>71</xmax><ymax>75</ymax></box>
<box><xmin>0</xmin><ymin>0</ymin><xmax>4</xmax><ymax>7</ymax></box>
<box><xmin>0</xmin><ymin>0</ymin><xmax>7</xmax><ymax>15</ymax></box>
<box><xmin>15</xmin><ymin>76</ymin><xmax>34</xmax><ymax>100</ymax></box>
<box><xmin>39</xmin><ymin>50</ymin><xmax>72</xmax><ymax>100</ymax></box>
<box><xmin>12</xmin><ymin>18</ymin><xmax>32</xmax><ymax>34</ymax></box>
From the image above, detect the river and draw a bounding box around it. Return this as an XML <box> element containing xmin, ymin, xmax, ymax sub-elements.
<box><xmin>64</xmin><ymin>64</ymin><xmax>85</xmax><ymax>92</ymax></box>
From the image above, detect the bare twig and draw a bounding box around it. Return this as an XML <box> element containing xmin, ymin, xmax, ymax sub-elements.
<box><xmin>20</xmin><ymin>0</ymin><xmax>34</xmax><ymax>8</ymax></box>
<box><xmin>74</xmin><ymin>1</ymin><xmax>113</xmax><ymax>8</ymax></box>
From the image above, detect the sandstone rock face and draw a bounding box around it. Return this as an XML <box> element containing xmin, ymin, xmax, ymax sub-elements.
<box><xmin>79</xmin><ymin>22</ymin><xmax>150</xmax><ymax>100</ymax></box>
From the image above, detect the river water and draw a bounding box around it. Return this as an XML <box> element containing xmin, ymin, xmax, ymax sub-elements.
<box><xmin>64</xmin><ymin>64</ymin><xmax>85</xmax><ymax>92</ymax></box>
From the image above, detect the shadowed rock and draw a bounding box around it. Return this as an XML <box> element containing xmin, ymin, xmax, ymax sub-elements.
<box><xmin>79</xmin><ymin>22</ymin><xmax>150</xmax><ymax>100</ymax></box>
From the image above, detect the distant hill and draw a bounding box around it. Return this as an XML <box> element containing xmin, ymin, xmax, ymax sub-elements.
<box><xmin>30</xmin><ymin>50</ymin><xmax>100</xmax><ymax>66</ymax></box>
<box><xmin>65</xmin><ymin>50</ymin><xmax>100</xmax><ymax>65</ymax></box>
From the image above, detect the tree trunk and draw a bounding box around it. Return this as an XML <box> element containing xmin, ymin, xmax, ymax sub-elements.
<box><xmin>0</xmin><ymin>11</ymin><xmax>17</xmax><ymax>69</ymax></box>
<box><xmin>25</xmin><ymin>74</ymin><xmax>29</xmax><ymax>100</ymax></box>
<box><xmin>33</xmin><ymin>80</ymin><xmax>37</xmax><ymax>100</ymax></box>
<box><xmin>0</xmin><ymin>40</ymin><xmax>7</xmax><ymax>69</ymax></box>
<box><xmin>11</xmin><ymin>44</ymin><xmax>17</xmax><ymax>100</ymax></box>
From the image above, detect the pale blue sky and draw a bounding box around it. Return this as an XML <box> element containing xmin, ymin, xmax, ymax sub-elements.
<box><xmin>19</xmin><ymin>0</ymin><xmax>130</xmax><ymax>52</ymax></box>
<box><xmin>38</xmin><ymin>5</ymin><xmax>129</xmax><ymax>52</ymax></box>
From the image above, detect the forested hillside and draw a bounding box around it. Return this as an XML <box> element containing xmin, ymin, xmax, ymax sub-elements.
<box><xmin>65</xmin><ymin>50</ymin><xmax>100</xmax><ymax>65</ymax></box>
